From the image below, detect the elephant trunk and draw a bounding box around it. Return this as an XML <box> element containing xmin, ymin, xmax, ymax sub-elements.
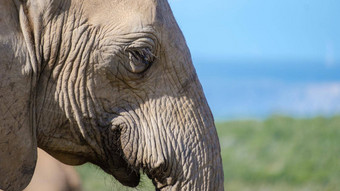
<box><xmin>117</xmin><ymin>76</ymin><xmax>224</xmax><ymax>190</ymax></box>
<box><xmin>154</xmin><ymin>104</ymin><xmax>224</xmax><ymax>191</ymax></box>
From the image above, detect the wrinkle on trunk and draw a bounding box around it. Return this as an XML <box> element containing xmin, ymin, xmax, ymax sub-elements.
<box><xmin>118</xmin><ymin>79</ymin><xmax>224</xmax><ymax>190</ymax></box>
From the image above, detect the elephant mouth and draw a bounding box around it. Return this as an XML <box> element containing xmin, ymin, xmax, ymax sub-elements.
<box><xmin>93</xmin><ymin>122</ymin><xmax>141</xmax><ymax>188</ymax></box>
<box><xmin>99</xmin><ymin>163</ymin><xmax>140</xmax><ymax>187</ymax></box>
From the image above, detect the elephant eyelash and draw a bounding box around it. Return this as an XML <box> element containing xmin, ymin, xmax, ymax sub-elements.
<box><xmin>129</xmin><ymin>48</ymin><xmax>154</xmax><ymax>64</ymax></box>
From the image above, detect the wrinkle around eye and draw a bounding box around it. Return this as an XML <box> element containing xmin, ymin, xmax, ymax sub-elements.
<box><xmin>127</xmin><ymin>37</ymin><xmax>156</xmax><ymax>50</ymax></box>
<box><xmin>94</xmin><ymin>30</ymin><xmax>159</xmax><ymax>78</ymax></box>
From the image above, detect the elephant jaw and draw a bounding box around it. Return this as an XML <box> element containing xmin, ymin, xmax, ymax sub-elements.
<box><xmin>45</xmin><ymin>150</ymin><xmax>87</xmax><ymax>166</ymax></box>
<box><xmin>46</xmin><ymin>148</ymin><xmax>140</xmax><ymax>187</ymax></box>
<box><xmin>48</xmin><ymin>145</ymin><xmax>141</xmax><ymax>187</ymax></box>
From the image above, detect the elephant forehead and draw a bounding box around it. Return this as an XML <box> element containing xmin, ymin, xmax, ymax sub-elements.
<box><xmin>83</xmin><ymin>0</ymin><xmax>157</xmax><ymax>30</ymax></box>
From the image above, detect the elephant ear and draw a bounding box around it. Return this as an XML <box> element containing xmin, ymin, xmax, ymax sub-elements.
<box><xmin>0</xmin><ymin>1</ymin><xmax>37</xmax><ymax>191</ymax></box>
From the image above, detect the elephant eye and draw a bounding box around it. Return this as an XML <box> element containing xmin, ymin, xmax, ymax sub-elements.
<box><xmin>126</xmin><ymin>47</ymin><xmax>155</xmax><ymax>74</ymax></box>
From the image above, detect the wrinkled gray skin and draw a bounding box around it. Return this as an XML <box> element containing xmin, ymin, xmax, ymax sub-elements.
<box><xmin>0</xmin><ymin>0</ymin><xmax>224</xmax><ymax>190</ymax></box>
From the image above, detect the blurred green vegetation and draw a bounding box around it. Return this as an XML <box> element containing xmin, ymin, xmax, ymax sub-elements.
<box><xmin>76</xmin><ymin>115</ymin><xmax>340</xmax><ymax>191</ymax></box>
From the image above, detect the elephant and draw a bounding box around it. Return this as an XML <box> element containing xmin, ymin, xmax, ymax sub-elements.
<box><xmin>0</xmin><ymin>0</ymin><xmax>224</xmax><ymax>190</ymax></box>
<box><xmin>24</xmin><ymin>149</ymin><xmax>82</xmax><ymax>191</ymax></box>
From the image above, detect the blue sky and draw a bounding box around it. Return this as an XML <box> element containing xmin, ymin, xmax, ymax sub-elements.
<box><xmin>168</xmin><ymin>0</ymin><xmax>340</xmax><ymax>119</ymax></box>
<box><xmin>169</xmin><ymin>0</ymin><xmax>340</xmax><ymax>63</ymax></box>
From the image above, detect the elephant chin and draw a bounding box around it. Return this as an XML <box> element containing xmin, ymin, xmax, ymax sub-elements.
<box><xmin>45</xmin><ymin>150</ymin><xmax>88</xmax><ymax>166</ymax></box>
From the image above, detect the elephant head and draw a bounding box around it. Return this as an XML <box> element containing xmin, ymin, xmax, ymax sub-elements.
<box><xmin>0</xmin><ymin>0</ymin><xmax>224</xmax><ymax>190</ymax></box>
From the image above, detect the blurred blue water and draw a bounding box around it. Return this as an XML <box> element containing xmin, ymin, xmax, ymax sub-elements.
<box><xmin>194</xmin><ymin>59</ymin><xmax>340</xmax><ymax>120</ymax></box>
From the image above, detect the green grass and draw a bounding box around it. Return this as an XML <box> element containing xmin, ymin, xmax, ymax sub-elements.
<box><xmin>217</xmin><ymin>115</ymin><xmax>340</xmax><ymax>191</ymax></box>
<box><xmin>76</xmin><ymin>115</ymin><xmax>340</xmax><ymax>191</ymax></box>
